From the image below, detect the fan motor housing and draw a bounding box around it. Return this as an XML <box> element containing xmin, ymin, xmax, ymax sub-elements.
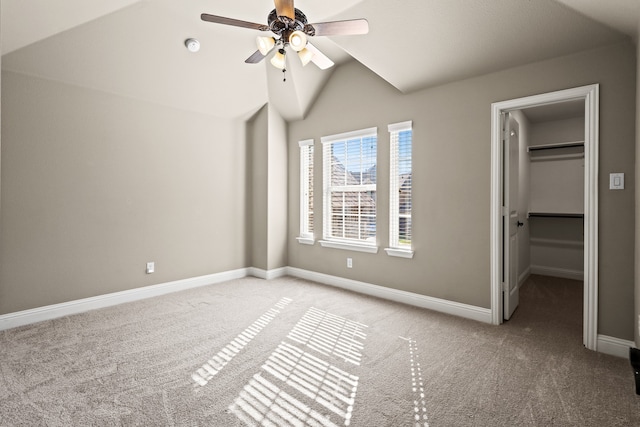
<box><xmin>268</xmin><ymin>8</ymin><xmax>314</xmax><ymax>37</ymax></box>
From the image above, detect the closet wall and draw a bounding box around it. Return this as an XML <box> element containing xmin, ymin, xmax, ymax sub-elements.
<box><xmin>527</xmin><ymin>114</ymin><xmax>585</xmax><ymax>280</ymax></box>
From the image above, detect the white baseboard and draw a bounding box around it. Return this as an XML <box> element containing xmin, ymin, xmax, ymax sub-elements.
<box><xmin>0</xmin><ymin>268</ymin><xmax>249</xmax><ymax>331</ymax></box>
<box><xmin>248</xmin><ymin>267</ymin><xmax>288</xmax><ymax>280</ymax></box>
<box><xmin>531</xmin><ymin>265</ymin><xmax>583</xmax><ymax>281</ymax></box>
<box><xmin>4</xmin><ymin>266</ymin><xmax>626</xmax><ymax>360</ymax></box>
<box><xmin>285</xmin><ymin>267</ymin><xmax>492</xmax><ymax>324</ymax></box>
<box><xmin>597</xmin><ymin>334</ymin><xmax>634</xmax><ymax>359</ymax></box>
<box><xmin>1</xmin><ymin>265</ymin><xmax>488</xmax><ymax>330</ymax></box>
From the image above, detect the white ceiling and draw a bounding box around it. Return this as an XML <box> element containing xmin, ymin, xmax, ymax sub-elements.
<box><xmin>1</xmin><ymin>0</ymin><xmax>637</xmax><ymax>120</ymax></box>
<box><xmin>555</xmin><ymin>0</ymin><xmax>639</xmax><ymax>40</ymax></box>
<box><xmin>0</xmin><ymin>0</ymin><xmax>142</xmax><ymax>55</ymax></box>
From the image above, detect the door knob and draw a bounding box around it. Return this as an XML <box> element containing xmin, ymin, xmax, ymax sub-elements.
<box><xmin>517</xmin><ymin>221</ymin><xmax>524</xmax><ymax>227</ymax></box>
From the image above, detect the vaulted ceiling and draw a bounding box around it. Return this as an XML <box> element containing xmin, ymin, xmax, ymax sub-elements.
<box><xmin>2</xmin><ymin>0</ymin><xmax>637</xmax><ymax>120</ymax></box>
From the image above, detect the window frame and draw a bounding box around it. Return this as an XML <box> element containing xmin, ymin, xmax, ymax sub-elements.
<box><xmin>320</xmin><ymin>127</ymin><xmax>379</xmax><ymax>253</ymax></box>
<box><xmin>385</xmin><ymin>121</ymin><xmax>414</xmax><ymax>258</ymax></box>
<box><xmin>297</xmin><ymin>139</ymin><xmax>315</xmax><ymax>245</ymax></box>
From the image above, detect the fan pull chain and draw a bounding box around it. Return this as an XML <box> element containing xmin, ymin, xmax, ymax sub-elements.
<box><xmin>282</xmin><ymin>50</ymin><xmax>288</xmax><ymax>82</ymax></box>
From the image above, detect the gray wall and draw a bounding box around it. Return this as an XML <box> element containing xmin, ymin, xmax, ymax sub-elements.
<box><xmin>0</xmin><ymin>39</ymin><xmax>636</xmax><ymax>343</ymax></box>
<box><xmin>636</xmin><ymin>20</ymin><xmax>640</xmax><ymax>348</ymax></box>
<box><xmin>288</xmin><ymin>41</ymin><xmax>636</xmax><ymax>340</ymax></box>
<box><xmin>247</xmin><ymin>105</ymin><xmax>289</xmax><ymax>271</ymax></box>
<box><xmin>0</xmin><ymin>71</ymin><xmax>249</xmax><ymax>314</ymax></box>
<box><xmin>0</xmin><ymin>26</ymin><xmax>2</xmax><ymax>298</ymax></box>
<box><xmin>248</xmin><ymin>105</ymin><xmax>269</xmax><ymax>271</ymax></box>
<box><xmin>267</xmin><ymin>106</ymin><xmax>289</xmax><ymax>271</ymax></box>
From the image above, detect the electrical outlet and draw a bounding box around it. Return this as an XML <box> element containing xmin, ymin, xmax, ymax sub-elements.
<box><xmin>347</xmin><ymin>258</ymin><xmax>353</xmax><ymax>268</ymax></box>
<box><xmin>146</xmin><ymin>262</ymin><xmax>155</xmax><ymax>274</ymax></box>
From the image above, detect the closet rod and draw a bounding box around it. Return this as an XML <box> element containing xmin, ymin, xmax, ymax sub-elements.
<box><xmin>527</xmin><ymin>141</ymin><xmax>584</xmax><ymax>152</ymax></box>
<box><xmin>528</xmin><ymin>212</ymin><xmax>584</xmax><ymax>219</ymax></box>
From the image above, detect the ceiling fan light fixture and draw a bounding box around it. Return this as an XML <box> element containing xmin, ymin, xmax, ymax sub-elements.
<box><xmin>298</xmin><ymin>48</ymin><xmax>313</xmax><ymax>66</ymax></box>
<box><xmin>288</xmin><ymin>30</ymin><xmax>307</xmax><ymax>52</ymax></box>
<box><xmin>256</xmin><ymin>36</ymin><xmax>276</xmax><ymax>56</ymax></box>
<box><xmin>200</xmin><ymin>4</ymin><xmax>368</xmax><ymax>72</ymax></box>
<box><xmin>270</xmin><ymin>48</ymin><xmax>287</xmax><ymax>69</ymax></box>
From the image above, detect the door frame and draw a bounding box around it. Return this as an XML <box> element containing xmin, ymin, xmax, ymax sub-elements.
<box><xmin>490</xmin><ymin>84</ymin><xmax>599</xmax><ymax>351</ymax></box>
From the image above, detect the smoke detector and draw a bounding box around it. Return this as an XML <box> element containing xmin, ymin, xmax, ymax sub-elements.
<box><xmin>185</xmin><ymin>38</ymin><xmax>200</xmax><ymax>53</ymax></box>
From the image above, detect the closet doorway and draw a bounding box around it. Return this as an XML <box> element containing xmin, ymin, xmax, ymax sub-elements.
<box><xmin>490</xmin><ymin>85</ymin><xmax>599</xmax><ymax>351</ymax></box>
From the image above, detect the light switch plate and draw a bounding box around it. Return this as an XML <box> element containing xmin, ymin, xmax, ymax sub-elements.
<box><xmin>609</xmin><ymin>173</ymin><xmax>624</xmax><ymax>190</ymax></box>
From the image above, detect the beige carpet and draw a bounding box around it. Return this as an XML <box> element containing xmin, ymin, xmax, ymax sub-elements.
<box><xmin>0</xmin><ymin>274</ymin><xmax>638</xmax><ymax>426</ymax></box>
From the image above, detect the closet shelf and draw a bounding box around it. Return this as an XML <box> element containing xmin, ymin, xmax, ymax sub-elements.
<box><xmin>528</xmin><ymin>212</ymin><xmax>584</xmax><ymax>219</ymax></box>
<box><xmin>527</xmin><ymin>141</ymin><xmax>584</xmax><ymax>152</ymax></box>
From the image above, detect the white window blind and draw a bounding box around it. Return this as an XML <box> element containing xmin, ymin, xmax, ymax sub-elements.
<box><xmin>298</xmin><ymin>139</ymin><xmax>314</xmax><ymax>243</ymax></box>
<box><xmin>322</xmin><ymin>128</ymin><xmax>377</xmax><ymax>246</ymax></box>
<box><xmin>389</xmin><ymin>121</ymin><xmax>412</xmax><ymax>251</ymax></box>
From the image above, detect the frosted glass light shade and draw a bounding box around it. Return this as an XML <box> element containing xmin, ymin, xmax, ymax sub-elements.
<box><xmin>270</xmin><ymin>49</ymin><xmax>286</xmax><ymax>69</ymax></box>
<box><xmin>298</xmin><ymin>48</ymin><xmax>313</xmax><ymax>66</ymax></box>
<box><xmin>256</xmin><ymin>36</ymin><xmax>275</xmax><ymax>55</ymax></box>
<box><xmin>288</xmin><ymin>30</ymin><xmax>307</xmax><ymax>52</ymax></box>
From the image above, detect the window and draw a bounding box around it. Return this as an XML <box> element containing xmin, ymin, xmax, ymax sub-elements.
<box><xmin>386</xmin><ymin>121</ymin><xmax>414</xmax><ymax>258</ymax></box>
<box><xmin>297</xmin><ymin>139</ymin><xmax>314</xmax><ymax>245</ymax></box>
<box><xmin>320</xmin><ymin>127</ymin><xmax>378</xmax><ymax>253</ymax></box>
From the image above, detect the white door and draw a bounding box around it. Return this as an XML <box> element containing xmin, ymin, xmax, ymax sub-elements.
<box><xmin>503</xmin><ymin>113</ymin><xmax>520</xmax><ymax>320</ymax></box>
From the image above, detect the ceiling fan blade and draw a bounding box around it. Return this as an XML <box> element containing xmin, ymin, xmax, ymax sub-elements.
<box><xmin>245</xmin><ymin>50</ymin><xmax>266</xmax><ymax>64</ymax></box>
<box><xmin>274</xmin><ymin>0</ymin><xmax>295</xmax><ymax>20</ymax></box>
<box><xmin>201</xmin><ymin>14</ymin><xmax>268</xmax><ymax>31</ymax></box>
<box><xmin>309</xmin><ymin>19</ymin><xmax>369</xmax><ymax>36</ymax></box>
<box><xmin>305</xmin><ymin>43</ymin><xmax>334</xmax><ymax>70</ymax></box>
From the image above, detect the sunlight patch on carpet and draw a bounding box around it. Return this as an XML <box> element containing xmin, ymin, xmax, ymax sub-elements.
<box><xmin>400</xmin><ymin>336</ymin><xmax>429</xmax><ymax>427</ymax></box>
<box><xmin>287</xmin><ymin>307</ymin><xmax>367</xmax><ymax>366</ymax></box>
<box><xmin>231</xmin><ymin>372</ymin><xmax>341</xmax><ymax>427</ymax></box>
<box><xmin>230</xmin><ymin>308</ymin><xmax>368</xmax><ymax>426</ymax></box>
<box><xmin>230</xmin><ymin>343</ymin><xmax>359</xmax><ymax>426</ymax></box>
<box><xmin>192</xmin><ymin>297</ymin><xmax>292</xmax><ymax>387</ymax></box>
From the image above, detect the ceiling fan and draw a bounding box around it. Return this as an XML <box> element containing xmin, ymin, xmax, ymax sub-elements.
<box><xmin>201</xmin><ymin>0</ymin><xmax>368</xmax><ymax>72</ymax></box>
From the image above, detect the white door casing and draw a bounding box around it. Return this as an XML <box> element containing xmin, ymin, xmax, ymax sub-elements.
<box><xmin>490</xmin><ymin>84</ymin><xmax>599</xmax><ymax>351</ymax></box>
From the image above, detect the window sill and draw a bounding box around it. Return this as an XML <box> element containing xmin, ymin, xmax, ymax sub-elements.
<box><xmin>296</xmin><ymin>237</ymin><xmax>315</xmax><ymax>246</ymax></box>
<box><xmin>384</xmin><ymin>248</ymin><xmax>414</xmax><ymax>258</ymax></box>
<box><xmin>319</xmin><ymin>240</ymin><xmax>379</xmax><ymax>254</ymax></box>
